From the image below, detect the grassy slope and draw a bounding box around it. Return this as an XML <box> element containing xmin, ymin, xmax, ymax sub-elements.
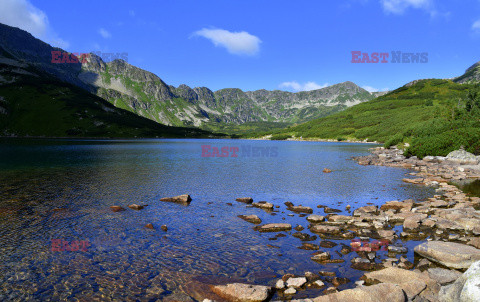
<box><xmin>0</xmin><ymin>68</ymin><xmax>219</xmax><ymax>138</ymax></box>
<box><xmin>262</xmin><ymin>79</ymin><xmax>480</xmax><ymax>157</ymax></box>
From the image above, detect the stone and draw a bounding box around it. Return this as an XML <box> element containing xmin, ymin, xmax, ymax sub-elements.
<box><xmin>236</xmin><ymin>197</ymin><xmax>253</xmax><ymax>204</ymax></box>
<box><xmin>427</xmin><ymin>268</ymin><xmax>462</xmax><ymax>286</ymax></box>
<box><xmin>128</xmin><ymin>204</ymin><xmax>144</xmax><ymax>210</ymax></box>
<box><xmin>388</xmin><ymin>246</ymin><xmax>408</xmax><ymax>254</ymax></box>
<box><xmin>323</xmin><ymin>168</ymin><xmax>332</xmax><ymax>173</ymax></box>
<box><xmin>363</xmin><ymin>267</ymin><xmax>438</xmax><ymax>300</ymax></box>
<box><xmin>284</xmin><ymin>287</ymin><xmax>296</xmax><ymax>295</ymax></box>
<box><xmin>256</xmin><ymin>223</ymin><xmax>292</xmax><ymax>232</ymax></box>
<box><xmin>310</xmin><ymin>225</ymin><xmax>341</xmax><ymax>235</ymax></box>
<box><xmin>252</xmin><ymin>202</ymin><xmax>274</xmax><ymax>210</ymax></box>
<box><xmin>307</xmin><ymin>215</ymin><xmax>325</xmax><ymax>223</ymax></box>
<box><xmin>311</xmin><ymin>252</ymin><xmax>330</xmax><ymax>262</ymax></box>
<box><xmin>323</xmin><ymin>207</ymin><xmax>342</xmax><ymax>213</ymax></box>
<box><xmin>299</xmin><ymin>243</ymin><xmax>319</xmax><ymax>250</ymax></box>
<box><xmin>353</xmin><ymin>206</ymin><xmax>378</xmax><ymax>216</ymax></box>
<box><xmin>161</xmin><ymin>225</ymin><xmax>168</xmax><ymax>231</ymax></box>
<box><xmin>110</xmin><ymin>206</ymin><xmax>126</xmax><ymax>212</ymax></box>
<box><xmin>414</xmin><ymin>241</ymin><xmax>480</xmax><ymax>269</ymax></box>
<box><xmin>380</xmin><ymin>201</ymin><xmax>412</xmax><ymax>212</ymax></box>
<box><xmin>286</xmin><ymin>277</ymin><xmax>307</xmax><ymax>288</ymax></box>
<box><xmin>275</xmin><ymin>279</ymin><xmax>285</xmax><ymax>289</ymax></box>
<box><xmin>312</xmin><ymin>283</ymin><xmax>406</xmax><ymax>302</ymax></box>
<box><xmin>292</xmin><ymin>232</ymin><xmax>317</xmax><ymax>241</ymax></box>
<box><xmin>161</xmin><ymin>194</ymin><xmax>192</xmax><ymax>205</ymax></box>
<box><xmin>288</xmin><ymin>206</ymin><xmax>313</xmax><ymax>214</ymax></box>
<box><xmin>327</xmin><ymin>215</ymin><xmax>352</xmax><ymax>223</ymax></box>
<box><xmin>211</xmin><ymin>283</ymin><xmax>273</xmax><ymax>302</ymax></box>
<box><xmin>313</xmin><ymin>280</ymin><xmax>325</xmax><ymax>288</ymax></box>
<box><xmin>294</xmin><ymin>225</ymin><xmax>304</xmax><ymax>231</ymax></box>
<box><xmin>438</xmin><ymin>261</ymin><xmax>480</xmax><ymax>302</ymax></box>
<box><xmin>319</xmin><ymin>241</ymin><xmax>337</xmax><ymax>248</ymax></box>
<box><xmin>238</xmin><ymin>215</ymin><xmax>262</xmax><ymax>224</ymax></box>
<box><xmin>467</xmin><ymin>237</ymin><xmax>480</xmax><ymax>249</ymax></box>
<box><xmin>145</xmin><ymin>223</ymin><xmax>154</xmax><ymax>229</ymax></box>
<box><xmin>446</xmin><ymin>149</ymin><xmax>478</xmax><ymax>165</ymax></box>
<box><xmin>403</xmin><ymin>214</ymin><xmax>427</xmax><ymax>230</ymax></box>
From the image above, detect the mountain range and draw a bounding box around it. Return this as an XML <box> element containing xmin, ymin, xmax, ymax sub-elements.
<box><xmin>0</xmin><ymin>22</ymin><xmax>385</xmax><ymax>135</ymax></box>
<box><xmin>0</xmin><ymin>22</ymin><xmax>479</xmax><ymax>139</ymax></box>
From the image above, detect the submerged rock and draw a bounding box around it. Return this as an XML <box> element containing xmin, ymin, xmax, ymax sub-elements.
<box><xmin>211</xmin><ymin>283</ymin><xmax>273</xmax><ymax>302</ymax></box>
<box><xmin>145</xmin><ymin>223</ymin><xmax>154</xmax><ymax>229</ymax></box>
<box><xmin>414</xmin><ymin>241</ymin><xmax>480</xmax><ymax>269</ymax></box>
<box><xmin>307</xmin><ymin>215</ymin><xmax>325</xmax><ymax>223</ymax></box>
<box><xmin>238</xmin><ymin>215</ymin><xmax>262</xmax><ymax>224</ymax></box>
<box><xmin>110</xmin><ymin>206</ymin><xmax>126</xmax><ymax>212</ymax></box>
<box><xmin>160</xmin><ymin>194</ymin><xmax>192</xmax><ymax>205</ymax></box>
<box><xmin>128</xmin><ymin>204</ymin><xmax>144</xmax><ymax>210</ymax></box>
<box><xmin>323</xmin><ymin>168</ymin><xmax>332</xmax><ymax>173</ymax></box>
<box><xmin>236</xmin><ymin>197</ymin><xmax>253</xmax><ymax>204</ymax></box>
<box><xmin>252</xmin><ymin>201</ymin><xmax>274</xmax><ymax>210</ymax></box>
<box><xmin>255</xmin><ymin>223</ymin><xmax>292</xmax><ymax>232</ymax></box>
<box><xmin>288</xmin><ymin>205</ymin><xmax>313</xmax><ymax>214</ymax></box>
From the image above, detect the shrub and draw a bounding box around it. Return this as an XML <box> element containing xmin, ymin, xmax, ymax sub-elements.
<box><xmin>270</xmin><ymin>134</ymin><xmax>291</xmax><ymax>140</ymax></box>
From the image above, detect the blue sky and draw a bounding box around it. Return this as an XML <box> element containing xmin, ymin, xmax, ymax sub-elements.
<box><xmin>1</xmin><ymin>0</ymin><xmax>480</xmax><ymax>92</ymax></box>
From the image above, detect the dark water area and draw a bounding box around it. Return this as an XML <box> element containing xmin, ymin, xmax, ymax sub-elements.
<box><xmin>453</xmin><ymin>179</ymin><xmax>480</xmax><ymax>198</ymax></box>
<box><xmin>0</xmin><ymin>138</ymin><xmax>436</xmax><ymax>301</ymax></box>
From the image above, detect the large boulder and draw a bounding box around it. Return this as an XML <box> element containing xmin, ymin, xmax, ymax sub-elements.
<box><xmin>439</xmin><ymin>261</ymin><xmax>480</xmax><ymax>302</ymax></box>
<box><xmin>362</xmin><ymin>267</ymin><xmax>439</xmax><ymax>300</ymax></box>
<box><xmin>446</xmin><ymin>149</ymin><xmax>478</xmax><ymax>165</ymax></box>
<box><xmin>312</xmin><ymin>283</ymin><xmax>406</xmax><ymax>302</ymax></box>
<box><xmin>211</xmin><ymin>283</ymin><xmax>273</xmax><ymax>302</ymax></box>
<box><xmin>414</xmin><ymin>241</ymin><xmax>480</xmax><ymax>269</ymax></box>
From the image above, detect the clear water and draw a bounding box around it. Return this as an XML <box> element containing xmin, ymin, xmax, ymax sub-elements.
<box><xmin>0</xmin><ymin>139</ymin><xmax>435</xmax><ymax>301</ymax></box>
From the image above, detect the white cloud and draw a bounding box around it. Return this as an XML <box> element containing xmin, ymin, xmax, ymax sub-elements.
<box><xmin>0</xmin><ymin>0</ymin><xmax>69</xmax><ymax>48</ymax></box>
<box><xmin>129</xmin><ymin>10</ymin><xmax>135</xmax><ymax>17</ymax></box>
<box><xmin>98</xmin><ymin>28</ymin><xmax>111</xmax><ymax>39</ymax></box>
<box><xmin>279</xmin><ymin>81</ymin><xmax>330</xmax><ymax>92</ymax></box>
<box><xmin>472</xmin><ymin>20</ymin><xmax>480</xmax><ymax>32</ymax></box>
<box><xmin>362</xmin><ymin>86</ymin><xmax>390</xmax><ymax>92</ymax></box>
<box><xmin>381</xmin><ymin>0</ymin><xmax>434</xmax><ymax>14</ymax></box>
<box><xmin>193</xmin><ymin>28</ymin><xmax>261</xmax><ymax>56</ymax></box>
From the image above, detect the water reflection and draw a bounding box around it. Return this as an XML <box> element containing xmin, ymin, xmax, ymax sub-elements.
<box><xmin>0</xmin><ymin>139</ymin><xmax>435</xmax><ymax>301</ymax></box>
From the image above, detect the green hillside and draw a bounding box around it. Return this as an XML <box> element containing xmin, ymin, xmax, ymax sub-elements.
<box><xmin>0</xmin><ymin>64</ymin><xmax>218</xmax><ymax>138</ymax></box>
<box><xmin>262</xmin><ymin>79</ymin><xmax>480</xmax><ymax>158</ymax></box>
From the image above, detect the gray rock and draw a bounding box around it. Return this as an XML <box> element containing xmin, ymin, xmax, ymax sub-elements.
<box><xmin>427</xmin><ymin>268</ymin><xmax>462</xmax><ymax>286</ymax></box>
<box><xmin>312</xmin><ymin>283</ymin><xmax>406</xmax><ymax>302</ymax></box>
<box><xmin>446</xmin><ymin>149</ymin><xmax>478</xmax><ymax>165</ymax></box>
<box><xmin>414</xmin><ymin>241</ymin><xmax>480</xmax><ymax>269</ymax></box>
<box><xmin>284</xmin><ymin>287</ymin><xmax>296</xmax><ymax>295</ymax></box>
<box><xmin>211</xmin><ymin>283</ymin><xmax>273</xmax><ymax>302</ymax></box>
<box><xmin>439</xmin><ymin>261</ymin><xmax>480</xmax><ymax>302</ymax></box>
<box><xmin>306</xmin><ymin>215</ymin><xmax>325</xmax><ymax>223</ymax></box>
<box><xmin>286</xmin><ymin>277</ymin><xmax>307</xmax><ymax>288</ymax></box>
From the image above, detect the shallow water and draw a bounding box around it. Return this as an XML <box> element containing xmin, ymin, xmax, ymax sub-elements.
<box><xmin>0</xmin><ymin>138</ymin><xmax>435</xmax><ymax>301</ymax></box>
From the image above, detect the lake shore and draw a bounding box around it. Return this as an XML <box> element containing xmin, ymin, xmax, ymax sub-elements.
<box><xmin>211</xmin><ymin>146</ymin><xmax>480</xmax><ymax>302</ymax></box>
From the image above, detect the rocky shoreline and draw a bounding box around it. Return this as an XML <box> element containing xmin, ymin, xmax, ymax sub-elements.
<box><xmin>204</xmin><ymin>147</ymin><xmax>480</xmax><ymax>302</ymax></box>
